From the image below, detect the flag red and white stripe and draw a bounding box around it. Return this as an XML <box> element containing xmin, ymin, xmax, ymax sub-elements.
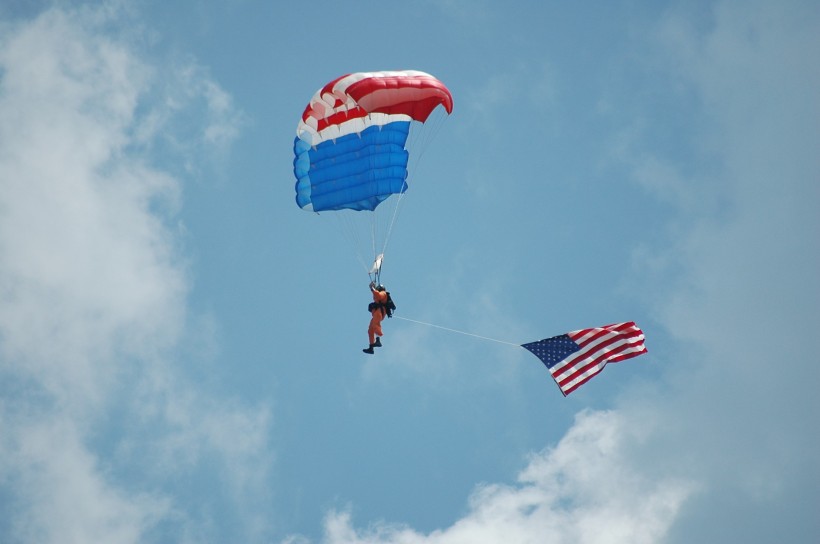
<box><xmin>522</xmin><ymin>322</ymin><xmax>647</xmax><ymax>396</ymax></box>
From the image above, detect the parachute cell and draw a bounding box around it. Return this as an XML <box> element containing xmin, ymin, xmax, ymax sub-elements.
<box><xmin>293</xmin><ymin>71</ymin><xmax>453</xmax><ymax>213</ymax></box>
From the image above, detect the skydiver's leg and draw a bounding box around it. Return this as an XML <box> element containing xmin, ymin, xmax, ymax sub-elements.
<box><xmin>368</xmin><ymin>314</ymin><xmax>379</xmax><ymax>345</ymax></box>
<box><xmin>364</xmin><ymin>318</ymin><xmax>379</xmax><ymax>354</ymax></box>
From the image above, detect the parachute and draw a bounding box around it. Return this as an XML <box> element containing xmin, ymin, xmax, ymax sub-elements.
<box><xmin>293</xmin><ymin>70</ymin><xmax>453</xmax><ymax>282</ymax></box>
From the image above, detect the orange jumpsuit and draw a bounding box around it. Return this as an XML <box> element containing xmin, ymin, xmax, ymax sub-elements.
<box><xmin>368</xmin><ymin>288</ymin><xmax>388</xmax><ymax>345</ymax></box>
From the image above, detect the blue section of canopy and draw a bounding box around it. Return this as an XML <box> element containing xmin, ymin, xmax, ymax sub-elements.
<box><xmin>294</xmin><ymin>121</ymin><xmax>411</xmax><ymax>212</ymax></box>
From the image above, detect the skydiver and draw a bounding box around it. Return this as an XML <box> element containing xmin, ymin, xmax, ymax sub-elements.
<box><xmin>363</xmin><ymin>281</ymin><xmax>389</xmax><ymax>354</ymax></box>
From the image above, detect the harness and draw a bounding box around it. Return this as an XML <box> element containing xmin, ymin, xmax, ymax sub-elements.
<box><xmin>368</xmin><ymin>292</ymin><xmax>396</xmax><ymax>318</ymax></box>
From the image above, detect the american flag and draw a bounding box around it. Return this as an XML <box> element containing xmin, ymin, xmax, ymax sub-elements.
<box><xmin>522</xmin><ymin>322</ymin><xmax>647</xmax><ymax>396</ymax></box>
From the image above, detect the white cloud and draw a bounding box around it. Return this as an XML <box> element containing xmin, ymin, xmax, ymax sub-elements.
<box><xmin>0</xmin><ymin>5</ymin><xmax>271</xmax><ymax>543</ymax></box>
<box><xmin>307</xmin><ymin>411</ymin><xmax>694</xmax><ymax>544</ymax></box>
<box><xmin>0</xmin><ymin>6</ymin><xmax>182</xmax><ymax>410</ymax></box>
<box><xmin>647</xmin><ymin>0</ymin><xmax>820</xmax><ymax>396</ymax></box>
<box><xmin>143</xmin><ymin>60</ymin><xmax>247</xmax><ymax>174</ymax></box>
<box><xmin>1</xmin><ymin>414</ymin><xmax>171</xmax><ymax>544</ymax></box>
<box><xmin>464</xmin><ymin>62</ymin><xmax>558</xmax><ymax>124</ymax></box>
<box><xmin>622</xmin><ymin>1</ymin><xmax>820</xmax><ymax>540</ymax></box>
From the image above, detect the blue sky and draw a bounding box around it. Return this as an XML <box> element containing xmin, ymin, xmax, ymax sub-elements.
<box><xmin>0</xmin><ymin>1</ymin><xmax>818</xmax><ymax>543</ymax></box>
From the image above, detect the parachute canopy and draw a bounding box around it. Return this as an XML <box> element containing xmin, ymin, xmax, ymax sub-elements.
<box><xmin>293</xmin><ymin>70</ymin><xmax>454</xmax><ymax>212</ymax></box>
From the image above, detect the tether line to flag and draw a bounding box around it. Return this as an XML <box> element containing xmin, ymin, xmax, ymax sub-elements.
<box><xmin>393</xmin><ymin>317</ymin><xmax>648</xmax><ymax>396</ymax></box>
<box><xmin>392</xmin><ymin>316</ymin><xmax>521</xmax><ymax>347</ymax></box>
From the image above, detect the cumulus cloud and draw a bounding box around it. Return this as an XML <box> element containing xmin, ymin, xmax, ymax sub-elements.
<box><xmin>1</xmin><ymin>414</ymin><xmax>171</xmax><ymax>544</ymax></box>
<box><xmin>0</xmin><ymin>6</ymin><xmax>176</xmax><ymax>408</ymax></box>
<box><xmin>0</xmin><ymin>6</ymin><xmax>270</xmax><ymax>543</ymax></box>
<box><xmin>309</xmin><ymin>411</ymin><xmax>693</xmax><ymax>544</ymax></box>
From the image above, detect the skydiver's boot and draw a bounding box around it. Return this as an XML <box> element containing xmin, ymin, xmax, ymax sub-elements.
<box><xmin>373</xmin><ymin>337</ymin><xmax>382</xmax><ymax>347</ymax></box>
<box><xmin>362</xmin><ymin>345</ymin><xmax>375</xmax><ymax>354</ymax></box>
